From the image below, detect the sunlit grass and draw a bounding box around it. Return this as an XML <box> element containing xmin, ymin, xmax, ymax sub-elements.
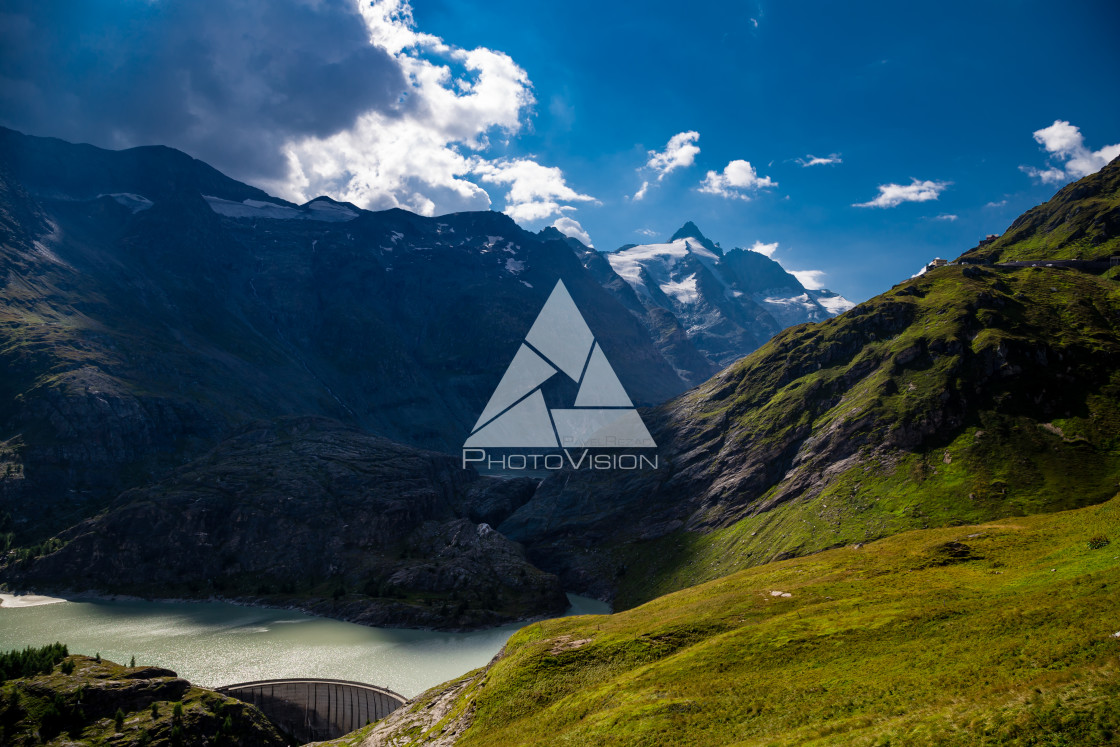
<box><xmin>385</xmin><ymin>494</ymin><xmax>1120</xmax><ymax>746</ymax></box>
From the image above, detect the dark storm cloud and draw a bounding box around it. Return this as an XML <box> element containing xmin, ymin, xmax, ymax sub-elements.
<box><xmin>0</xmin><ymin>0</ymin><xmax>406</xmax><ymax>183</ymax></box>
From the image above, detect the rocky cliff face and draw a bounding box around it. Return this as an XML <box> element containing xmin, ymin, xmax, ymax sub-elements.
<box><xmin>5</xmin><ymin>417</ymin><xmax>567</xmax><ymax>629</ymax></box>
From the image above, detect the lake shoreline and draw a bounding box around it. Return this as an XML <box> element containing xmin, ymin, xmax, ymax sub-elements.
<box><xmin>0</xmin><ymin>592</ymin><xmax>68</xmax><ymax>608</ymax></box>
<box><xmin>0</xmin><ymin>586</ymin><xmax>611</xmax><ymax>633</ymax></box>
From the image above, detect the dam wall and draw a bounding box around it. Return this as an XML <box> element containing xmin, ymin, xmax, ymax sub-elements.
<box><xmin>217</xmin><ymin>678</ymin><xmax>407</xmax><ymax>743</ymax></box>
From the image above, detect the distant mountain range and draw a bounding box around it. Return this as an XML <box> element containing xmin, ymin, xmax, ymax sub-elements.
<box><xmin>0</xmin><ymin>127</ymin><xmax>852</xmax><ymax>627</ymax></box>
<box><xmin>8</xmin><ymin>125</ymin><xmax>1114</xmax><ymax>636</ymax></box>
<box><xmin>0</xmin><ymin>127</ymin><xmax>848</xmax><ymax>540</ymax></box>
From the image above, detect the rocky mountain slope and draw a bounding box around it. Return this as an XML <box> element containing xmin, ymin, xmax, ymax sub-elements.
<box><xmin>3</xmin><ymin>417</ymin><xmax>568</xmax><ymax>630</ymax></box>
<box><xmin>568</xmin><ymin>221</ymin><xmax>852</xmax><ymax>385</ymax></box>
<box><xmin>497</xmin><ymin>163</ymin><xmax>1120</xmax><ymax>606</ymax></box>
<box><xmin>0</xmin><ymin>127</ymin><xmax>692</xmax><ymax>542</ymax></box>
<box><xmin>0</xmin><ymin>648</ymin><xmax>286</xmax><ymax>746</ymax></box>
<box><xmin>325</xmin><ymin>492</ymin><xmax>1120</xmax><ymax>746</ymax></box>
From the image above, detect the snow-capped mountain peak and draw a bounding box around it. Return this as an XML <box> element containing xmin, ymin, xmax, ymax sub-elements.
<box><xmin>669</xmin><ymin>221</ymin><xmax>723</xmax><ymax>257</ymax></box>
<box><xmin>584</xmin><ymin>222</ymin><xmax>853</xmax><ymax>382</ymax></box>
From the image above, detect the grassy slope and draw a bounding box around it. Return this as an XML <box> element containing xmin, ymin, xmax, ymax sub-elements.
<box><xmin>604</xmin><ymin>262</ymin><xmax>1120</xmax><ymax>608</ymax></box>
<box><xmin>367</xmin><ymin>494</ymin><xmax>1120</xmax><ymax>746</ymax></box>
<box><xmin>960</xmin><ymin>156</ymin><xmax>1120</xmax><ymax>263</ymax></box>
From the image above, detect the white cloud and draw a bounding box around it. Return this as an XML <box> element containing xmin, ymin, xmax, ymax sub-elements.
<box><xmin>267</xmin><ymin>0</ymin><xmax>592</xmax><ymax>223</ymax></box>
<box><xmin>1033</xmin><ymin>120</ymin><xmax>1084</xmax><ymax>154</ymax></box>
<box><xmin>635</xmin><ymin>228</ymin><xmax>659</xmax><ymax>238</ymax></box>
<box><xmin>632</xmin><ymin>131</ymin><xmax>701</xmax><ymax>200</ymax></box>
<box><xmin>473</xmin><ymin>158</ymin><xmax>595</xmax><ymax>223</ymax></box>
<box><xmin>1020</xmin><ymin>120</ymin><xmax>1120</xmax><ymax>185</ymax></box>
<box><xmin>698</xmin><ymin>160</ymin><xmax>776</xmax><ymax>200</ymax></box>
<box><xmin>791</xmin><ymin>269</ymin><xmax>826</xmax><ymax>290</ymax></box>
<box><xmin>1019</xmin><ymin>165</ymin><xmax>1067</xmax><ymax>185</ymax></box>
<box><xmin>985</xmin><ymin>199</ymin><xmax>1007</xmax><ymax>208</ymax></box>
<box><xmin>797</xmin><ymin>154</ymin><xmax>842</xmax><ymax>167</ymax></box>
<box><xmin>854</xmin><ymin>179</ymin><xmax>949</xmax><ymax>208</ymax></box>
<box><xmin>934</xmin><ymin>214</ymin><xmax>958</xmax><ymax>221</ymax></box>
<box><xmin>646</xmin><ymin>131</ymin><xmax>701</xmax><ymax>180</ymax></box>
<box><xmin>748</xmin><ymin>240</ymin><xmax>779</xmax><ymax>257</ymax></box>
<box><xmin>360</xmin><ymin>0</ymin><xmax>444</xmax><ymax>55</ymax></box>
<box><xmin>552</xmin><ymin>216</ymin><xmax>593</xmax><ymax>247</ymax></box>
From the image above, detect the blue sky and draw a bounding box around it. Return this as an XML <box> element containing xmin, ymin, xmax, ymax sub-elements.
<box><xmin>1</xmin><ymin>0</ymin><xmax>1118</xmax><ymax>301</ymax></box>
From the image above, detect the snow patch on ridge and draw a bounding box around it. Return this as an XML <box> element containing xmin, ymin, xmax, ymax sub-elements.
<box><xmin>102</xmin><ymin>193</ymin><xmax>154</xmax><ymax>213</ymax></box>
<box><xmin>608</xmin><ymin>237</ymin><xmax>712</xmax><ymax>305</ymax></box>
<box><xmin>811</xmin><ymin>290</ymin><xmax>856</xmax><ymax>315</ymax></box>
<box><xmin>306</xmin><ymin>199</ymin><xmax>359</xmax><ymax>221</ymax></box>
<box><xmin>661</xmin><ymin>274</ymin><xmax>699</xmax><ymax>304</ymax></box>
<box><xmin>203</xmin><ymin>195</ymin><xmax>358</xmax><ymax>222</ymax></box>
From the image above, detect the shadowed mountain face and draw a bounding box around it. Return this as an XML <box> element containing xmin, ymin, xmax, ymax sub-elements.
<box><xmin>0</xmin><ymin>128</ymin><xmax>860</xmax><ymax>543</ymax></box>
<box><xmin>0</xmin><ymin>128</ymin><xmax>695</xmax><ymax>540</ymax></box>
<box><xmin>8</xmin><ymin>128</ymin><xmax>1117</xmax><ymax>638</ymax></box>
<box><xmin>5</xmin><ymin>417</ymin><xmax>567</xmax><ymax>630</ymax></box>
<box><xmin>0</xmin><ymin>128</ymin><xmax>868</xmax><ymax>628</ymax></box>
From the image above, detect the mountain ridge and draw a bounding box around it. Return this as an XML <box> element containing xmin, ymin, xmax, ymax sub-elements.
<box><xmin>0</xmin><ymin>128</ymin><xmax>695</xmax><ymax>541</ymax></box>
<box><xmin>0</xmin><ymin>128</ymin><xmax>859</xmax><ymax>548</ymax></box>
<box><xmin>959</xmin><ymin>154</ymin><xmax>1120</xmax><ymax>264</ymax></box>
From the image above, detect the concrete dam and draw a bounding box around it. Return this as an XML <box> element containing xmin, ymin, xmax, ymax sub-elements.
<box><xmin>217</xmin><ymin>678</ymin><xmax>407</xmax><ymax>743</ymax></box>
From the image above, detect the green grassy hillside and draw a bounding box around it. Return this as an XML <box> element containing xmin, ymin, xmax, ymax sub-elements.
<box><xmin>960</xmin><ymin>155</ymin><xmax>1120</xmax><ymax>263</ymax></box>
<box><xmin>611</xmin><ymin>262</ymin><xmax>1120</xmax><ymax>606</ymax></box>
<box><xmin>343</xmin><ymin>493</ymin><xmax>1120</xmax><ymax>746</ymax></box>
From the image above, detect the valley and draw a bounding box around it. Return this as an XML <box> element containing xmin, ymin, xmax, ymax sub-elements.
<box><xmin>1</xmin><ymin>127</ymin><xmax>1118</xmax><ymax>745</ymax></box>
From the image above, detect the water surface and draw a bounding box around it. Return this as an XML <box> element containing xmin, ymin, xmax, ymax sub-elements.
<box><xmin>0</xmin><ymin>594</ymin><xmax>609</xmax><ymax>697</ymax></box>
